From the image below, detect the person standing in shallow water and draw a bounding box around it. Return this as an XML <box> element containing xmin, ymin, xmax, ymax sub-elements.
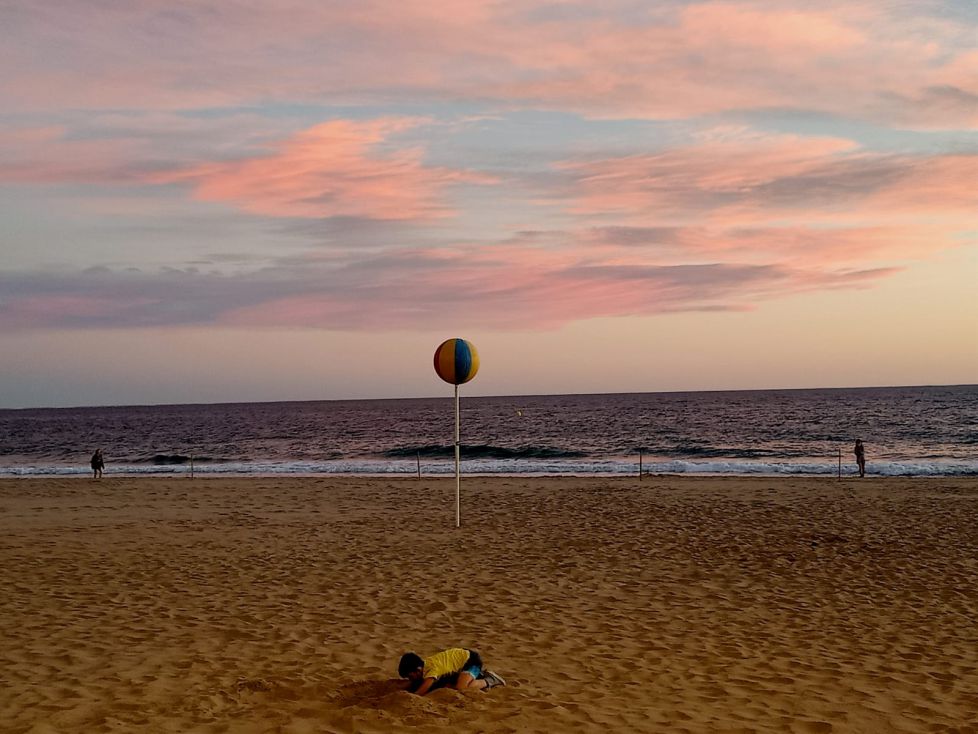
<box><xmin>90</xmin><ymin>449</ymin><xmax>104</xmax><ymax>479</ymax></box>
<box><xmin>854</xmin><ymin>439</ymin><xmax>866</xmax><ymax>478</ymax></box>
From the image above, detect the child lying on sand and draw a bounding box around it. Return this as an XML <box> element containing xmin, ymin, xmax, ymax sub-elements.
<box><xmin>398</xmin><ymin>648</ymin><xmax>505</xmax><ymax>695</ymax></box>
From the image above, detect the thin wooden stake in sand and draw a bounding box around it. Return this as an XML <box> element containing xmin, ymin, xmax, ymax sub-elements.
<box><xmin>454</xmin><ymin>384</ymin><xmax>460</xmax><ymax>527</ymax></box>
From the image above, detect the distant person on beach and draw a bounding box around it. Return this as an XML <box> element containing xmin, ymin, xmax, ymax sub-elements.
<box><xmin>90</xmin><ymin>449</ymin><xmax>104</xmax><ymax>479</ymax></box>
<box><xmin>398</xmin><ymin>648</ymin><xmax>505</xmax><ymax>695</ymax></box>
<box><xmin>854</xmin><ymin>439</ymin><xmax>865</xmax><ymax>477</ymax></box>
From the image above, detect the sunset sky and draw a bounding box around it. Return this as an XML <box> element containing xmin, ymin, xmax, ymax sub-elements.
<box><xmin>1</xmin><ymin>0</ymin><xmax>975</xmax><ymax>408</ymax></box>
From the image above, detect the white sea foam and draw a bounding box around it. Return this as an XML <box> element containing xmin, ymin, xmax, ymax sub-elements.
<box><xmin>3</xmin><ymin>458</ymin><xmax>976</xmax><ymax>477</ymax></box>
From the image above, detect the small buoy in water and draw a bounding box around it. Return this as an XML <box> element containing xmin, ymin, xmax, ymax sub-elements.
<box><xmin>515</xmin><ymin>409</ymin><xmax>523</xmax><ymax>417</ymax></box>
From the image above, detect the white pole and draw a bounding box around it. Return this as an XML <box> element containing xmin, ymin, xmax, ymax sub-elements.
<box><xmin>454</xmin><ymin>384</ymin><xmax>461</xmax><ymax>528</ymax></box>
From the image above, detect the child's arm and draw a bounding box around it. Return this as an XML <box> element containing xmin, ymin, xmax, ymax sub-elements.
<box><xmin>412</xmin><ymin>677</ymin><xmax>437</xmax><ymax>696</ymax></box>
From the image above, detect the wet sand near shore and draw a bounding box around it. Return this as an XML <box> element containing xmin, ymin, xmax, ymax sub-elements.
<box><xmin>1</xmin><ymin>476</ymin><xmax>976</xmax><ymax>733</ymax></box>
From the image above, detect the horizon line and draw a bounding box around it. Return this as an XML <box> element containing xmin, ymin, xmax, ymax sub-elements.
<box><xmin>3</xmin><ymin>382</ymin><xmax>974</xmax><ymax>412</ymax></box>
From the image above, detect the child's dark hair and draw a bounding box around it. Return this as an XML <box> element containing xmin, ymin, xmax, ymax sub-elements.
<box><xmin>398</xmin><ymin>652</ymin><xmax>424</xmax><ymax>678</ymax></box>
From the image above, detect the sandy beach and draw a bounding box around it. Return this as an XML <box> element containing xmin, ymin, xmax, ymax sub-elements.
<box><xmin>1</xmin><ymin>476</ymin><xmax>976</xmax><ymax>733</ymax></box>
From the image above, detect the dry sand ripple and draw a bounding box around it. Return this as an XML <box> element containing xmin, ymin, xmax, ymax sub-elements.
<box><xmin>1</xmin><ymin>476</ymin><xmax>976</xmax><ymax>733</ymax></box>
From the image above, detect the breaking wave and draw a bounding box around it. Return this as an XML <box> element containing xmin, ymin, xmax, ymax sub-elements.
<box><xmin>384</xmin><ymin>444</ymin><xmax>588</xmax><ymax>460</ymax></box>
<box><xmin>136</xmin><ymin>454</ymin><xmax>230</xmax><ymax>465</ymax></box>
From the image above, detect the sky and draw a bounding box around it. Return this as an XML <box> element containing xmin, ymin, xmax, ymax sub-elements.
<box><xmin>0</xmin><ymin>0</ymin><xmax>976</xmax><ymax>408</ymax></box>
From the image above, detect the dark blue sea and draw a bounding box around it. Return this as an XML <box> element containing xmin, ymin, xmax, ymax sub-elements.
<box><xmin>0</xmin><ymin>386</ymin><xmax>975</xmax><ymax>477</ymax></box>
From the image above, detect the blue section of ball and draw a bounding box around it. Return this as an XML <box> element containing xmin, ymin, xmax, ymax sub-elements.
<box><xmin>455</xmin><ymin>339</ymin><xmax>473</xmax><ymax>383</ymax></box>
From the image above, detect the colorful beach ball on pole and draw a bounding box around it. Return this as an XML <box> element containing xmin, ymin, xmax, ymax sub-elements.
<box><xmin>433</xmin><ymin>338</ymin><xmax>479</xmax><ymax>528</ymax></box>
<box><xmin>433</xmin><ymin>338</ymin><xmax>479</xmax><ymax>385</ymax></box>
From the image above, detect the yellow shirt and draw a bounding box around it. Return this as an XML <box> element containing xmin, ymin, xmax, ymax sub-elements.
<box><xmin>423</xmin><ymin>648</ymin><xmax>470</xmax><ymax>680</ymax></box>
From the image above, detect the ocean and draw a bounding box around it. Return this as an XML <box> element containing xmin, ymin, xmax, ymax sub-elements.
<box><xmin>1</xmin><ymin>385</ymin><xmax>975</xmax><ymax>477</ymax></box>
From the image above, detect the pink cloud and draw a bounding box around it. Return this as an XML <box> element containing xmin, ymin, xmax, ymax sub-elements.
<box><xmin>557</xmin><ymin>133</ymin><xmax>860</xmax><ymax>220</ymax></box>
<box><xmin>544</xmin><ymin>132</ymin><xmax>975</xmax><ymax>276</ymax></box>
<box><xmin>0</xmin><ymin>1</ymin><xmax>972</xmax><ymax>334</ymax></box>
<box><xmin>579</xmin><ymin>224</ymin><xmax>963</xmax><ymax>268</ymax></box>
<box><xmin>0</xmin><ymin>117</ymin><xmax>495</xmax><ymax>221</ymax></box>
<box><xmin>557</xmin><ymin>133</ymin><xmax>977</xmax><ymax>233</ymax></box>
<box><xmin>153</xmin><ymin>118</ymin><xmax>493</xmax><ymax>220</ymax></box>
<box><xmin>0</xmin><ymin>229</ymin><xmax>908</xmax><ymax>332</ymax></box>
<box><xmin>0</xmin><ymin>114</ymin><xmax>289</xmax><ymax>185</ymax></box>
<box><xmin>680</xmin><ymin>4</ymin><xmax>865</xmax><ymax>52</ymax></box>
<box><xmin>2</xmin><ymin>1</ymin><xmax>974</xmax><ymax>127</ymax></box>
<box><xmin>0</xmin><ymin>294</ymin><xmax>150</xmax><ymax>330</ymax></box>
<box><xmin>495</xmin><ymin>4</ymin><xmax>877</xmax><ymax>118</ymax></box>
<box><xmin>864</xmin><ymin>155</ymin><xmax>978</xmax><ymax>213</ymax></box>
<box><xmin>200</xmin><ymin>127</ymin><xmax>965</xmax><ymax>328</ymax></box>
<box><xmin>217</xmin><ymin>243</ymin><xmax>900</xmax><ymax>331</ymax></box>
<box><xmin>0</xmin><ymin>126</ymin><xmax>145</xmax><ymax>184</ymax></box>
